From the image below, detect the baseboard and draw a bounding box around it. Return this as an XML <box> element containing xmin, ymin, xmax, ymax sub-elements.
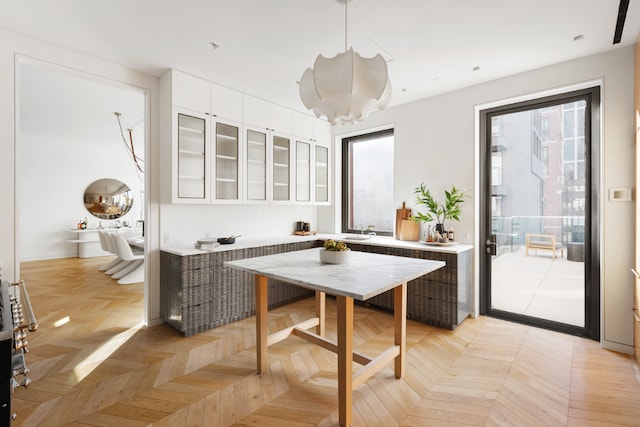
<box><xmin>602</xmin><ymin>339</ymin><xmax>634</xmax><ymax>355</ymax></box>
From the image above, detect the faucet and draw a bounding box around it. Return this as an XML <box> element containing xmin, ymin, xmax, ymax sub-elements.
<box><xmin>366</xmin><ymin>225</ymin><xmax>376</xmax><ymax>238</ymax></box>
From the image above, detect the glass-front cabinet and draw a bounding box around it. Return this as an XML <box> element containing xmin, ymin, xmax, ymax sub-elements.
<box><xmin>214</xmin><ymin>121</ymin><xmax>240</xmax><ymax>202</ymax></box>
<box><xmin>314</xmin><ymin>144</ymin><xmax>329</xmax><ymax>203</ymax></box>
<box><xmin>272</xmin><ymin>135</ymin><xmax>291</xmax><ymax>201</ymax></box>
<box><xmin>296</xmin><ymin>140</ymin><xmax>311</xmax><ymax>202</ymax></box>
<box><xmin>176</xmin><ymin>112</ymin><xmax>208</xmax><ymax>201</ymax></box>
<box><xmin>246</xmin><ymin>128</ymin><xmax>267</xmax><ymax>202</ymax></box>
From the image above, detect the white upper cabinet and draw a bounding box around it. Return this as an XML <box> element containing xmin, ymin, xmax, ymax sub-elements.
<box><xmin>313</xmin><ymin>119</ymin><xmax>331</xmax><ymax>145</ymax></box>
<box><xmin>295</xmin><ymin>139</ymin><xmax>311</xmax><ymax>203</ymax></box>
<box><xmin>269</xmin><ymin>104</ymin><xmax>293</xmax><ymax>135</ymax></box>
<box><xmin>163</xmin><ymin>69</ymin><xmax>333</xmax><ymax>206</ymax></box>
<box><xmin>272</xmin><ymin>133</ymin><xmax>292</xmax><ymax>202</ymax></box>
<box><xmin>314</xmin><ymin>144</ymin><xmax>330</xmax><ymax>204</ymax></box>
<box><xmin>213</xmin><ymin>119</ymin><xmax>242</xmax><ymax>203</ymax></box>
<box><xmin>170</xmin><ymin>69</ymin><xmax>211</xmax><ymax>114</ymax></box>
<box><xmin>244</xmin><ymin>126</ymin><xmax>268</xmax><ymax>203</ymax></box>
<box><xmin>293</xmin><ymin>111</ymin><xmax>313</xmax><ymax>140</ymax></box>
<box><xmin>211</xmin><ymin>83</ymin><xmax>243</xmax><ymax>122</ymax></box>
<box><xmin>243</xmin><ymin>95</ymin><xmax>270</xmax><ymax>129</ymax></box>
<box><xmin>173</xmin><ymin>109</ymin><xmax>210</xmax><ymax>204</ymax></box>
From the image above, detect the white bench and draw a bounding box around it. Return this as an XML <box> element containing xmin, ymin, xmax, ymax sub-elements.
<box><xmin>525</xmin><ymin>234</ymin><xmax>563</xmax><ymax>260</ymax></box>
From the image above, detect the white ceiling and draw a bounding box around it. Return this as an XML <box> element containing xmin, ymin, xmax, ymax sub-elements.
<box><xmin>3</xmin><ymin>0</ymin><xmax>639</xmax><ymax>121</ymax></box>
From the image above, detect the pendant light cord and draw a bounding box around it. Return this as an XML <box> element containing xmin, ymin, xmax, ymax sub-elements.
<box><xmin>344</xmin><ymin>0</ymin><xmax>348</xmax><ymax>52</ymax></box>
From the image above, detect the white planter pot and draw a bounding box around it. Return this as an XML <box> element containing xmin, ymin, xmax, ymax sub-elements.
<box><xmin>319</xmin><ymin>248</ymin><xmax>351</xmax><ymax>264</ymax></box>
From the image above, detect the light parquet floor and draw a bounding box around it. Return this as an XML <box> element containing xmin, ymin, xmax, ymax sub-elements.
<box><xmin>11</xmin><ymin>257</ymin><xmax>640</xmax><ymax>426</ymax></box>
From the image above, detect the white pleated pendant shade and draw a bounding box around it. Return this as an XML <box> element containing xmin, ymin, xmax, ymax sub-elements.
<box><xmin>299</xmin><ymin>48</ymin><xmax>392</xmax><ymax>125</ymax></box>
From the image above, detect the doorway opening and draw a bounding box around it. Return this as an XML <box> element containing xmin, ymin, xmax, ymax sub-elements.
<box><xmin>15</xmin><ymin>57</ymin><xmax>146</xmax><ymax>317</ymax></box>
<box><xmin>479</xmin><ymin>86</ymin><xmax>600</xmax><ymax>340</ymax></box>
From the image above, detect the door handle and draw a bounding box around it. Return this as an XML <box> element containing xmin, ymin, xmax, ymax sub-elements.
<box><xmin>485</xmin><ymin>235</ymin><xmax>497</xmax><ymax>255</ymax></box>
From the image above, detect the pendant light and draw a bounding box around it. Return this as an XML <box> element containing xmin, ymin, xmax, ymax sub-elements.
<box><xmin>299</xmin><ymin>0</ymin><xmax>392</xmax><ymax>125</ymax></box>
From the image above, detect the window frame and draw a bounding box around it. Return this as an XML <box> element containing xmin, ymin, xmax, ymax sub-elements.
<box><xmin>341</xmin><ymin>128</ymin><xmax>395</xmax><ymax>236</ymax></box>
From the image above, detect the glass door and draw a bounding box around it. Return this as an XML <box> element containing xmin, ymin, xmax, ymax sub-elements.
<box><xmin>214</xmin><ymin>121</ymin><xmax>239</xmax><ymax>201</ymax></box>
<box><xmin>177</xmin><ymin>113</ymin><xmax>207</xmax><ymax>200</ymax></box>
<box><xmin>246</xmin><ymin>128</ymin><xmax>267</xmax><ymax>201</ymax></box>
<box><xmin>481</xmin><ymin>88</ymin><xmax>600</xmax><ymax>339</ymax></box>
<box><xmin>272</xmin><ymin>135</ymin><xmax>290</xmax><ymax>201</ymax></box>
<box><xmin>296</xmin><ymin>140</ymin><xmax>311</xmax><ymax>202</ymax></box>
<box><xmin>315</xmin><ymin>145</ymin><xmax>329</xmax><ymax>203</ymax></box>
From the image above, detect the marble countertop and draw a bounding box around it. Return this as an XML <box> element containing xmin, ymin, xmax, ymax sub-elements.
<box><xmin>161</xmin><ymin>233</ymin><xmax>473</xmax><ymax>256</ymax></box>
<box><xmin>224</xmin><ymin>247</ymin><xmax>446</xmax><ymax>300</ymax></box>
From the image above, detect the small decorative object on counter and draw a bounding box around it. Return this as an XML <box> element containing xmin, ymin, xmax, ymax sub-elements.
<box><xmin>217</xmin><ymin>235</ymin><xmax>240</xmax><ymax>245</ymax></box>
<box><xmin>78</xmin><ymin>217</ymin><xmax>88</xmax><ymax>230</ymax></box>
<box><xmin>293</xmin><ymin>221</ymin><xmax>316</xmax><ymax>236</ymax></box>
<box><xmin>320</xmin><ymin>239</ymin><xmax>350</xmax><ymax>264</ymax></box>
<box><xmin>195</xmin><ymin>238</ymin><xmax>219</xmax><ymax>251</ymax></box>
<box><xmin>395</xmin><ymin>201</ymin><xmax>419</xmax><ymax>241</ymax></box>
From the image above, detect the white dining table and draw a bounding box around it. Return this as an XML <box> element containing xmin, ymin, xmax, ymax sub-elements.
<box><xmin>224</xmin><ymin>247</ymin><xmax>445</xmax><ymax>427</ymax></box>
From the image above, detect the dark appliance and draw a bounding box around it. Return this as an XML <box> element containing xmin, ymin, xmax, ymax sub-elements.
<box><xmin>0</xmin><ymin>279</ymin><xmax>38</xmax><ymax>424</ymax></box>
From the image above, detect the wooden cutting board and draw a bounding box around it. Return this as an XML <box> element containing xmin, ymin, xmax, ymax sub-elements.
<box><xmin>395</xmin><ymin>201</ymin><xmax>412</xmax><ymax>238</ymax></box>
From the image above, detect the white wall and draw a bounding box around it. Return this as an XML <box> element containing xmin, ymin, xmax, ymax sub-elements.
<box><xmin>18</xmin><ymin>127</ymin><xmax>144</xmax><ymax>261</ymax></box>
<box><xmin>160</xmin><ymin>204</ymin><xmax>318</xmax><ymax>245</ymax></box>
<box><xmin>323</xmin><ymin>46</ymin><xmax>636</xmax><ymax>352</ymax></box>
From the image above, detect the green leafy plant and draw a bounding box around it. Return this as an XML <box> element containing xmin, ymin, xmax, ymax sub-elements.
<box><xmin>413</xmin><ymin>183</ymin><xmax>468</xmax><ymax>231</ymax></box>
<box><xmin>324</xmin><ymin>239</ymin><xmax>349</xmax><ymax>251</ymax></box>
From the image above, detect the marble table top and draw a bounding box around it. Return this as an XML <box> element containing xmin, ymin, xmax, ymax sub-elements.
<box><xmin>224</xmin><ymin>247</ymin><xmax>445</xmax><ymax>300</ymax></box>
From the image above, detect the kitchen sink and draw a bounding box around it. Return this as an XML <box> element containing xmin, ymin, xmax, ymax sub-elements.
<box><xmin>343</xmin><ymin>234</ymin><xmax>374</xmax><ymax>240</ymax></box>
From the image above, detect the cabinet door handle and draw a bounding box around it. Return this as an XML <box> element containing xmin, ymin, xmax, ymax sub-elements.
<box><xmin>631</xmin><ymin>268</ymin><xmax>640</xmax><ymax>279</ymax></box>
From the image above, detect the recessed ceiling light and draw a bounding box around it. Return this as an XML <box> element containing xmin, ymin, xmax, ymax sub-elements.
<box><xmin>401</xmin><ymin>88</ymin><xmax>407</xmax><ymax>93</ymax></box>
<box><xmin>209</xmin><ymin>42</ymin><xmax>219</xmax><ymax>49</ymax></box>
<box><xmin>472</xmin><ymin>66</ymin><xmax>481</xmax><ymax>72</ymax></box>
<box><xmin>432</xmin><ymin>77</ymin><xmax>440</xmax><ymax>81</ymax></box>
<box><xmin>573</xmin><ymin>34</ymin><xmax>584</xmax><ymax>41</ymax></box>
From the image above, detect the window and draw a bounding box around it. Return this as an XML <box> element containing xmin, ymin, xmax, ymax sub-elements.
<box><xmin>341</xmin><ymin>128</ymin><xmax>394</xmax><ymax>235</ymax></box>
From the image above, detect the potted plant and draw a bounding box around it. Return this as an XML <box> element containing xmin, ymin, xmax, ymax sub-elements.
<box><xmin>413</xmin><ymin>183</ymin><xmax>468</xmax><ymax>238</ymax></box>
<box><xmin>320</xmin><ymin>239</ymin><xmax>350</xmax><ymax>264</ymax></box>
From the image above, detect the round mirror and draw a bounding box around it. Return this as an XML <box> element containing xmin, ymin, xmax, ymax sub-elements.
<box><xmin>83</xmin><ymin>178</ymin><xmax>133</xmax><ymax>220</ymax></box>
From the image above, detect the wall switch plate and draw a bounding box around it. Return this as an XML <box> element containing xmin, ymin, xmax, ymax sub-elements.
<box><xmin>608</xmin><ymin>187</ymin><xmax>632</xmax><ymax>202</ymax></box>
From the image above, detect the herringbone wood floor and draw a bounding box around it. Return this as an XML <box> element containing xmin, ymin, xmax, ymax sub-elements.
<box><xmin>11</xmin><ymin>256</ymin><xmax>640</xmax><ymax>426</ymax></box>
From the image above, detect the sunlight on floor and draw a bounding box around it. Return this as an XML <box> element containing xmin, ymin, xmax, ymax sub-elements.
<box><xmin>72</xmin><ymin>320</ymin><xmax>144</xmax><ymax>382</ymax></box>
<box><xmin>53</xmin><ymin>316</ymin><xmax>70</xmax><ymax>327</ymax></box>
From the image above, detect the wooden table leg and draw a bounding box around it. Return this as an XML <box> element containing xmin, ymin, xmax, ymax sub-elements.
<box><xmin>394</xmin><ymin>282</ymin><xmax>407</xmax><ymax>379</ymax></box>
<box><xmin>337</xmin><ymin>295</ymin><xmax>353</xmax><ymax>427</ymax></box>
<box><xmin>315</xmin><ymin>291</ymin><xmax>326</xmax><ymax>336</ymax></box>
<box><xmin>255</xmin><ymin>274</ymin><xmax>269</xmax><ymax>374</ymax></box>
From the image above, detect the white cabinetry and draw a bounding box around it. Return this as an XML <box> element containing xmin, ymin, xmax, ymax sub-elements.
<box><xmin>163</xmin><ymin>69</ymin><xmax>332</xmax><ymax>206</ymax></box>
<box><xmin>295</xmin><ymin>139</ymin><xmax>311</xmax><ymax>203</ymax></box>
<box><xmin>270</xmin><ymin>104</ymin><xmax>293</xmax><ymax>135</ymax></box>
<box><xmin>174</xmin><ymin>109</ymin><xmax>210</xmax><ymax>203</ymax></box>
<box><xmin>245</xmin><ymin>126</ymin><xmax>268</xmax><ymax>202</ymax></box>
<box><xmin>314</xmin><ymin>144</ymin><xmax>329</xmax><ymax>203</ymax></box>
<box><xmin>170</xmin><ymin>70</ymin><xmax>210</xmax><ymax>113</ymax></box>
<box><xmin>213</xmin><ymin>120</ymin><xmax>241</xmax><ymax>202</ymax></box>
<box><xmin>243</xmin><ymin>95</ymin><xmax>270</xmax><ymax>129</ymax></box>
<box><xmin>211</xmin><ymin>83</ymin><xmax>243</xmax><ymax>122</ymax></box>
<box><xmin>272</xmin><ymin>133</ymin><xmax>292</xmax><ymax>202</ymax></box>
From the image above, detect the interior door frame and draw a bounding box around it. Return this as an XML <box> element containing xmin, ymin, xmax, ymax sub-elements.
<box><xmin>479</xmin><ymin>86</ymin><xmax>601</xmax><ymax>340</ymax></box>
